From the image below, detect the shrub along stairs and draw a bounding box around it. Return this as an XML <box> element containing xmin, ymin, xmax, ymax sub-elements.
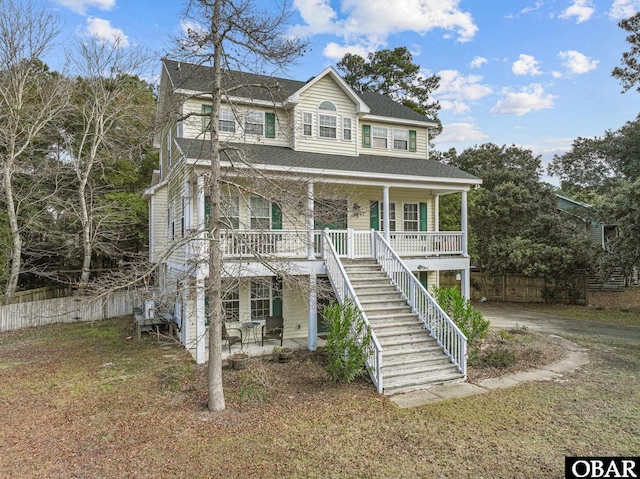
<box><xmin>341</xmin><ymin>259</ymin><xmax>465</xmax><ymax>395</ymax></box>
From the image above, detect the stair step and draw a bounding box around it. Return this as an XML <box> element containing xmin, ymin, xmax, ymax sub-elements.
<box><xmin>367</xmin><ymin>319</ymin><xmax>422</xmax><ymax>329</ymax></box>
<box><xmin>359</xmin><ymin>298</ymin><xmax>409</xmax><ymax>307</ymax></box>
<box><xmin>375</xmin><ymin>325</ymin><xmax>427</xmax><ymax>337</ymax></box>
<box><xmin>383</xmin><ymin>354</ymin><xmax>451</xmax><ymax>369</ymax></box>
<box><xmin>378</xmin><ymin>335</ymin><xmax>437</xmax><ymax>348</ymax></box>
<box><xmin>367</xmin><ymin>313</ymin><xmax>420</xmax><ymax>322</ymax></box>
<box><xmin>366</xmin><ymin>308</ymin><xmax>415</xmax><ymax>318</ymax></box>
<box><xmin>383</xmin><ymin>371</ymin><xmax>465</xmax><ymax>395</ymax></box>
<box><xmin>382</xmin><ymin>342</ymin><xmax>443</xmax><ymax>356</ymax></box>
<box><xmin>383</xmin><ymin>360</ymin><xmax>457</xmax><ymax>379</ymax></box>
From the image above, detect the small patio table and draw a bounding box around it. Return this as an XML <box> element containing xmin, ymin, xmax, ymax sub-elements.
<box><xmin>242</xmin><ymin>321</ymin><xmax>261</xmax><ymax>345</ymax></box>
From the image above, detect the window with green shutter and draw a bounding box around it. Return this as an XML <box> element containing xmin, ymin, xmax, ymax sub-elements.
<box><xmin>362</xmin><ymin>125</ymin><xmax>371</xmax><ymax>148</ymax></box>
<box><xmin>265</xmin><ymin>112</ymin><xmax>276</xmax><ymax>138</ymax></box>
<box><xmin>202</xmin><ymin>105</ymin><xmax>212</xmax><ymax>132</ymax></box>
<box><xmin>409</xmin><ymin>130</ymin><xmax>417</xmax><ymax>152</ymax></box>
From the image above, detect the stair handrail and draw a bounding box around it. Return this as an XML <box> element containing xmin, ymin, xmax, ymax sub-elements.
<box><xmin>372</xmin><ymin>231</ymin><xmax>467</xmax><ymax>377</ymax></box>
<box><xmin>322</xmin><ymin>230</ymin><xmax>383</xmax><ymax>393</ymax></box>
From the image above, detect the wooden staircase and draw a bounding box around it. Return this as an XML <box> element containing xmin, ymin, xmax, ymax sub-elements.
<box><xmin>341</xmin><ymin>259</ymin><xmax>464</xmax><ymax>395</ymax></box>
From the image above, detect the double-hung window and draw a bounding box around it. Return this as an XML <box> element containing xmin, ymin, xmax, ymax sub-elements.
<box><xmin>244</xmin><ymin>111</ymin><xmax>264</xmax><ymax>136</ymax></box>
<box><xmin>222</xmin><ymin>280</ymin><xmax>240</xmax><ymax>322</ymax></box>
<box><xmin>219</xmin><ymin>107</ymin><xmax>236</xmax><ymax>133</ymax></box>
<box><xmin>319</xmin><ymin>114</ymin><xmax>337</xmax><ymax>139</ymax></box>
<box><xmin>221</xmin><ymin>194</ymin><xmax>240</xmax><ymax>229</ymax></box>
<box><xmin>342</xmin><ymin>117</ymin><xmax>352</xmax><ymax>140</ymax></box>
<box><xmin>393</xmin><ymin>129</ymin><xmax>408</xmax><ymax>150</ymax></box>
<box><xmin>403</xmin><ymin>203</ymin><xmax>419</xmax><ymax>232</ymax></box>
<box><xmin>251</xmin><ymin>279</ymin><xmax>271</xmax><ymax>319</ymax></box>
<box><xmin>250</xmin><ymin>196</ymin><xmax>270</xmax><ymax>229</ymax></box>
<box><xmin>372</xmin><ymin>127</ymin><xmax>388</xmax><ymax>149</ymax></box>
<box><xmin>318</xmin><ymin>100</ymin><xmax>337</xmax><ymax>139</ymax></box>
<box><xmin>302</xmin><ymin>112</ymin><xmax>313</xmax><ymax>136</ymax></box>
<box><xmin>380</xmin><ymin>202</ymin><xmax>396</xmax><ymax>231</ymax></box>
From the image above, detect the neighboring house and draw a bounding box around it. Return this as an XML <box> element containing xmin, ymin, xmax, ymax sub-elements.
<box><xmin>144</xmin><ymin>59</ymin><xmax>482</xmax><ymax>395</ymax></box>
<box><xmin>556</xmin><ymin>194</ymin><xmax>617</xmax><ymax>251</ymax></box>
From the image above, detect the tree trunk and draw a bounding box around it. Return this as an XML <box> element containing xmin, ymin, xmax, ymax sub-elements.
<box><xmin>78</xmin><ymin>181</ymin><xmax>92</xmax><ymax>285</ymax></box>
<box><xmin>206</xmin><ymin>0</ymin><xmax>225</xmax><ymax>412</ymax></box>
<box><xmin>3</xmin><ymin>159</ymin><xmax>21</xmax><ymax>304</ymax></box>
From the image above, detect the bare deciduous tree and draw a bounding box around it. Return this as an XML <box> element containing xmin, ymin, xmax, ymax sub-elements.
<box><xmin>0</xmin><ymin>0</ymin><xmax>70</xmax><ymax>303</ymax></box>
<box><xmin>62</xmin><ymin>38</ymin><xmax>155</xmax><ymax>285</ymax></box>
<box><xmin>175</xmin><ymin>0</ymin><xmax>307</xmax><ymax>412</ymax></box>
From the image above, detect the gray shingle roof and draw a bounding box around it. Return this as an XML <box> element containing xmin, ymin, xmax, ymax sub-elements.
<box><xmin>162</xmin><ymin>59</ymin><xmax>435</xmax><ymax>124</ymax></box>
<box><xmin>175</xmin><ymin>138</ymin><xmax>480</xmax><ymax>183</ymax></box>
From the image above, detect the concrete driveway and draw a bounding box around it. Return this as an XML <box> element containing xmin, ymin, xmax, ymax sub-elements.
<box><xmin>475</xmin><ymin>303</ymin><xmax>640</xmax><ymax>343</ymax></box>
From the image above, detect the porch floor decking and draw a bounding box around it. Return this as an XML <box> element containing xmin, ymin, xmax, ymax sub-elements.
<box><xmin>221</xmin><ymin>336</ymin><xmax>326</xmax><ymax>361</ymax></box>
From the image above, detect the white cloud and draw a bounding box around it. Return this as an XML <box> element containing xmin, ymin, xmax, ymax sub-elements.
<box><xmin>512</xmin><ymin>54</ymin><xmax>542</xmax><ymax>76</ymax></box>
<box><xmin>85</xmin><ymin>18</ymin><xmax>129</xmax><ymax>47</ymax></box>
<box><xmin>432</xmin><ymin>122</ymin><xmax>488</xmax><ymax>143</ymax></box>
<box><xmin>609</xmin><ymin>0</ymin><xmax>640</xmax><ymax>19</ymax></box>
<box><xmin>490</xmin><ymin>84</ymin><xmax>556</xmax><ymax>116</ymax></box>
<box><xmin>559</xmin><ymin>0</ymin><xmax>595</xmax><ymax>23</ymax></box>
<box><xmin>435</xmin><ymin>70</ymin><xmax>492</xmax><ymax>114</ymax></box>
<box><xmin>470</xmin><ymin>56</ymin><xmax>488</xmax><ymax>68</ymax></box>
<box><xmin>292</xmin><ymin>0</ymin><xmax>478</xmax><ymax>55</ymax></box>
<box><xmin>558</xmin><ymin>50</ymin><xmax>598</xmax><ymax>74</ymax></box>
<box><xmin>507</xmin><ymin>1</ymin><xmax>544</xmax><ymax>18</ymax></box>
<box><xmin>53</xmin><ymin>0</ymin><xmax>115</xmax><ymax>15</ymax></box>
<box><xmin>552</xmin><ymin>70</ymin><xmax>563</xmax><ymax>78</ymax></box>
<box><xmin>323</xmin><ymin>42</ymin><xmax>370</xmax><ymax>61</ymax></box>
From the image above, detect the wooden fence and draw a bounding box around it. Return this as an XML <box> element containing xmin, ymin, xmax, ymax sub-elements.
<box><xmin>1</xmin><ymin>286</ymin><xmax>72</xmax><ymax>305</ymax></box>
<box><xmin>440</xmin><ymin>271</ymin><xmax>588</xmax><ymax>305</ymax></box>
<box><xmin>0</xmin><ymin>289</ymin><xmax>138</xmax><ymax>333</ymax></box>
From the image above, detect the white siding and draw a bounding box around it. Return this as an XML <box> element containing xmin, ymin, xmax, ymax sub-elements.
<box><xmin>295</xmin><ymin>76</ymin><xmax>358</xmax><ymax>156</ymax></box>
<box><xmin>360</xmin><ymin>120</ymin><xmax>428</xmax><ymax>159</ymax></box>
<box><xmin>182</xmin><ymin>98</ymin><xmax>290</xmax><ymax>147</ymax></box>
<box><xmin>150</xmin><ymin>185</ymin><xmax>168</xmax><ymax>263</ymax></box>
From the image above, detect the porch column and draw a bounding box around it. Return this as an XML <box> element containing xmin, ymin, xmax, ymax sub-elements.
<box><xmin>308</xmin><ymin>273</ymin><xmax>317</xmax><ymax>351</ymax></box>
<box><xmin>460</xmin><ymin>269</ymin><xmax>471</xmax><ymax>300</ymax></box>
<box><xmin>461</xmin><ymin>190</ymin><xmax>468</xmax><ymax>256</ymax></box>
<box><xmin>461</xmin><ymin>189</ymin><xmax>470</xmax><ymax>300</ymax></box>
<box><xmin>383</xmin><ymin>186</ymin><xmax>390</xmax><ymax>243</ymax></box>
<box><xmin>307</xmin><ymin>181</ymin><xmax>315</xmax><ymax>260</ymax></box>
<box><xmin>434</xmin><ymin>195</ymin><xmax>439</xmax><ymax>232</ymax></box>
<box><xmin>194</xmin><ymin>176</ymin><xmax>206</xmax><ymax>364</ymax></box>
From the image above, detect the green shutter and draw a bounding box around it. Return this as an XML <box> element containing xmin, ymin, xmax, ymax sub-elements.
<box><xmin>204</xmin><ymin>195</ymin><xmax>211</xmax><ymax>229</ymax></box>
<box><xmin>265</xmin><ymin>112</ymin><xmax>276</xmax><ymax>138</ymax></box>
<box><xmin>419</xmin><ymin>202</ymin><xmax>428</xmax><ymax>231</ymax></box>
<box><xmin>202</xmin><ymin>105</ymin><xmax>212</xmax><ymax>132</ymax></box>
<box><xmin>272</xmin><ymin>277</ymin><xmax>283</xmax><ymax>316</ymax></box>
<box><xmin>362</xmin><ymin>125</ymin><xmax>371</xmax><ymax>148</ymax></box>
<box><xmin>272</xmin><ymin>202</ymin><xmax>282</xmax><ymax>230</ymax></box>
<box><xmin>369</xmin><ymin>201</ymin><xmax>379</xmax><ymax>230</ymax></box>
<box><xmin>409</xmin><ymin>130</ymin><xmax>417</xmax><ymax>152</ymax></box>
<box><xmin>418</xmin><ymin>271</ymin><xmax>428</xmax><ymax>289</ymax></box>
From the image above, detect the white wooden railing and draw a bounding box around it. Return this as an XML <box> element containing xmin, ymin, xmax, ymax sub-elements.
<box><xmin>322</xmin><ymin>231</ymin><xmax>384</xmax><ymax>393</ymax></box>
<box><xmin>388</xmin><ymin>232</ymin><xmax>463</xmax><ymax>256</ymax></box>
<box><xmin>191</xmin><ymin>229</ymin><xmax>464</xmax><ymax>260</ymax></box>
<box><xmin>373</xmin><ymin>231</ymin><xmax>467</xmax><ymax>377</ymax></box>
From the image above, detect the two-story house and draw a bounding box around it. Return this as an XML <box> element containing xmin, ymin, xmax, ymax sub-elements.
<box><xmin>145</xmin><ymin>59</ymin><xmax>482</xmax><ymax>395</ymax></box>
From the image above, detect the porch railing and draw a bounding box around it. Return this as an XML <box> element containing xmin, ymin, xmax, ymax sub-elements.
<box><xmin>191</xmin><ymin>229</ymin><xmax>464</xmax><ymax>260</ymax></box>
<box><xmin>372</xmin><ymin>231</ymin><xmax>467</xmax><ymax>377</ymax></box>
<box><xmin>322</xmin><ymin>231</ymin><xmax>383</xmax><ymax>393</ymax></box>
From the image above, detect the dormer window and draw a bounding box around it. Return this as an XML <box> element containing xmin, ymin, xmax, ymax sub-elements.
<box><xmin>318</xmin><ymin>100</ymin><xmax>337</xmax><ymax>139</ymax></box>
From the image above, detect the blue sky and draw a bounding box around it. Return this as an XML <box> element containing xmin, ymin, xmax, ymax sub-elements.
<box><xmin>45</xmin><ymin>0</ymin><xmax>640</xmax><ymax>183</ymax></box>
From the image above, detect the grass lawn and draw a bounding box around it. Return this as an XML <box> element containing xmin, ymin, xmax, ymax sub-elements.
<box><xmin>1</xmin><ymin>316</ymin><xmax>638</xmax><ymax>478</ymax></box>
<box><xmin>513</xmin><ymin>287</ymin><xmax>640</xmax><ymax>327</ymax></box>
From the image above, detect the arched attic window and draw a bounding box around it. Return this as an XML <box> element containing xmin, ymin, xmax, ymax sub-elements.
<box><xmin>318</xmin><ymin>100</ymin><xmax>337</xmax><ymax>138</ymax></box>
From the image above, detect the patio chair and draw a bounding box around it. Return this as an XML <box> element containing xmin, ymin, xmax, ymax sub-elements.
<box><xmin>222</xmin><ymin>323</ymin><xmax>243</xmax><ymax>353</ymax></box>
<box><xmin>261</xmin><ymin>316</ymin><xmax>284</xmax><ymax>346</ymax></box>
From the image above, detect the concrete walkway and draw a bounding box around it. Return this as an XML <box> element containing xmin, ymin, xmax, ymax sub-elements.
<box><xmin>391</xmin><ymin>303</ymin><xmax>640</xmax><ymax>408</ymax></box>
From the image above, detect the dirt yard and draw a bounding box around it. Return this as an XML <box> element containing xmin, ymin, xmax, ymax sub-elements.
<box><xmin>0</xmin><ymin>316</ymin><xmax>638</xmax><ymax>478</ymax></box>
